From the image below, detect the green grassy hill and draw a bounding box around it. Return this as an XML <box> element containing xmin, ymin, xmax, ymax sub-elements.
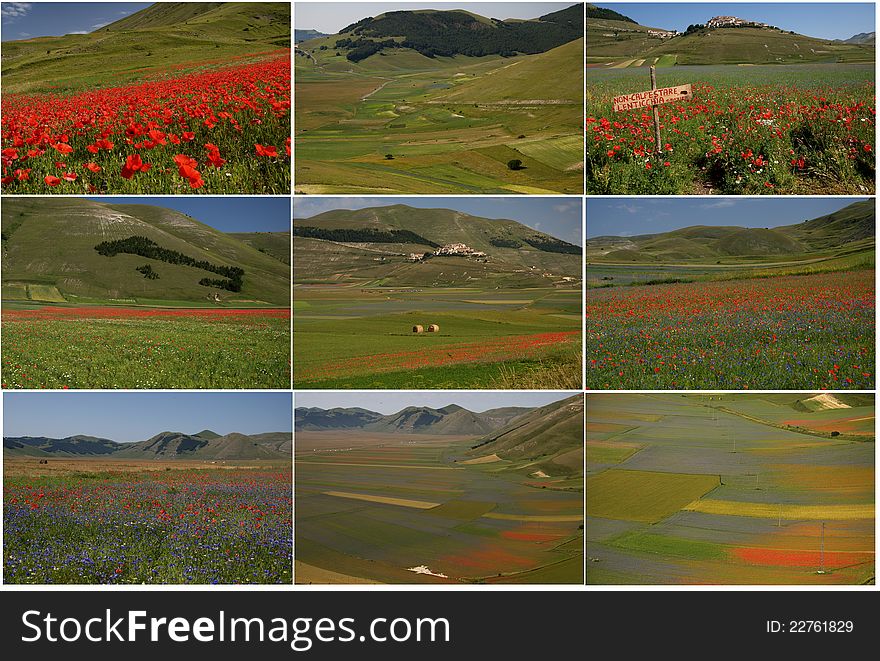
<box><xmin>229</xmin><ymin>231</ymin><xmax>291</xmax><ymax>264</ymax></box>
<box><xmin>465</xmin><ymin>394</ymin><xmax>584</xmax><ymax>477</ymax></box>
<box><xmin>2</xmin><ymin>198</ymin><xmax>290</xmax><ymax>306</ymax></box>
<box><xmin>436</xmin><ymin>38</ymin><xmax>583</xmax><ymax>102</ymax></box>
<box><xmin>586</xmin><ymin>4</ymin><xmax>675</xmax><ymax>61</ymax></box>
<box><xmin>653</xmin><ymin>27</ymin><xmax>874</xmax><ymax>65</ymax></box>
<box><xmin>4</xmin><ymin>435</ymin><xmax>120</xmax><ymax>456</ymax></box>
<box><xmin>1</xmin><ymin>2</ymin><xmax>290</xmax><ymax>94</ymax></box>
<box><xmin>587</xmin><ymin>4</ymin><xmax>873</xmax><ymax>64</ymax></box>
<box><xmin>100</xmin><ymin>2</ymin><xmax>225</xmax><ymax>30</ymax></box>
<box><xmin>587</xmin><ymin>199</ymin><xmax>875</xmax><ymax>264</ymax></box>
<box><xmin>293</xmin><ymin>204</ymin><xmax>582</xmax><ymax>285</ymax></box>
<box><xmin>332</xmin><ymin>4</ymin><xmax>582</xmax><ymax>59</ymax></box>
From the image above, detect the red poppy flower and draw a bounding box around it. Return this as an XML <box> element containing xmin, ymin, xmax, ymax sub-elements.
<box><xmin>44</xmin><ymin>175</ymin><xmax>61</xmax><ymax>186</ymax></box>
<box><xmin>84</xmin><ymin>162</ymin><xmax>102</xmax><ymax>173</ymax></box>
<box><xmin>255</xmin><ymin>144</ymin><xmax>278</xmax><ymax>157</ymax></box>
<box><xmin>121</xmin><ymin>153</ymin><xmax>151</xmax><ymax>179</ymax></box>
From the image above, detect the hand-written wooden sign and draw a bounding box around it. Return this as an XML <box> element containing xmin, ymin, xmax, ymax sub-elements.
<box><xmin>612</xmin><ymin>84</ymin><xmax>692</xmax><ymax>112</ymax></box>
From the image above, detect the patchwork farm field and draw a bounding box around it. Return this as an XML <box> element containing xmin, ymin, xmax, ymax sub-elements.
<box><xmin>294</xmin><ymin>40</ymin><xmax>584</xmax><ymax>194</ymax></box>
<box><xmin>586</xmin><ymin>394</ymin><xmax>875</xmax><ymax>585</ymax></box>
<box><xmin>3</xmin><ymin>458</ymin><xmax>292</xmax><ymax>584</ymax></box>
<box><xmin>587</xmin><ymin>64</ymin><xmax>875</xmax><ymax>194</ymax></box>
<box><xmin>295</xmin><ymin>432</ymin><xmax>584</xmax><ymax>584</ymax></box>
<box><xmin>2</xmin><ymin>305</ymin><xmax>291</xmax><ymax>389</ymax></box>
<box><xmin>586</xmin><ymin>269</ymin><xmax>875</xmax><ymax>390</ymax></box>
<box><xmin>294</xmin><ymin>286</ymin><xmax>582</xmax><ymax>389</ymax></box>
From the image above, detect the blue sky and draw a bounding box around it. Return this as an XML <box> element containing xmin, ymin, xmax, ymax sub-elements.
<box><xmin>295</xmin><ymin>391</ymin><xmax>579</xmax><ymax>414</ymax></box>
<box><xmin>586</xmin><ymin>197</ymin><xmax>869</xmax><ymax>238</ymax></box>
<box><xmin>599</xmin><ymin>3</ymin><xmax>875</xmax><ymax>40</ymax></box>
<box><xmin>295</xmin><ymin>2</ymin><xmax>576</xmax><ymax>34</ymax></box>
<box><xmin>1</xmin><ymin>2</ymin><xmax>150</xmax><ymax>41</ymax></box>
<box><xmin>3</xmin><ymin>392</ymin><xmax>293</xmax><ymax>442</ymax></box>
<box><xmin>294</xmin><ymin>197</ymin><xmax>583</xmax><ymax>245</ymax></box>
<box><xmin>87</xmin><ymin>197</ymin><xmax>291</xmax><ymax>233</ymax></box>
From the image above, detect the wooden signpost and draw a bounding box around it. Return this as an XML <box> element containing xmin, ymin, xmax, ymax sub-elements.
<box><xmin>611</xmin><ymin>66</ymin><xmax>692</xmax><ymax>157</ymax></box>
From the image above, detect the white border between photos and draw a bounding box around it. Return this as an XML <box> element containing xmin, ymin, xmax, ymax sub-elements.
<box><xmin>0</xmin><ymin>0</ymin><xmax>876</xmax><ymax>595</ymax></box>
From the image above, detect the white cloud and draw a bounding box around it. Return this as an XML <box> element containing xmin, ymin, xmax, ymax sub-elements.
<box><xmin>17</xmin><ymin>30</ymin><xmax>29</xmax><ymax>36</ymax></box>
<box><xmin>293</xmin><ymin>197</ymin><xmax>389</xmax><ymax>218</ymax></box>
<box><xmin>2</xmin><ymin>2</ymin><xmax>31</xmax><ymax>21</ymax></box>
<box><xmin>91</xmin><ymin>21</ymin><xmax>109</xmax><ymax>29</ymax></box>
<box><xmin>613</xmin><ymin>203</ymin><xmax>642</xmax><ymax>214</ymax></box>
<box><xmin>69</xmin><ymin>30</ymin><xmax>88</xmax><ymax>34</ymax></box>
<box><xmin>700</xmin><ymin>199</ymin><xmax>737</xmax><ymax>209</ymax></box>
<box><xmin>552</xmin><ymin>202</ymin><xmax>576</xmax><ymax>213</ymax></box>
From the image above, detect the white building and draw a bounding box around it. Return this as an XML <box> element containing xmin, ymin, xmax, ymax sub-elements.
<box><xmin>707</xmin><ymin>16</ymin><xmax>767</xmax><ymax>29</ymax></box>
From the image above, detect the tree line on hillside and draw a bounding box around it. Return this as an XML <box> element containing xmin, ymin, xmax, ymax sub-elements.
<box><xmin>489</xmin><ymin>235</ymin><xmax>581</xmax><ymax>254</ymax></box>
<box><xmin>95</xmin><ymin>236</ymin><xmax>244</xmax><ymax>292</ymax></box>
<box><xmin>293</xmin><ymin>226</ymin><xmax>440</xmax><ymax>247</ymax></box>
<box><xmin>336</xmin><ymin>7</ymin><xmax>581</xmax><ymax>60</ymax></box>
<box><xmin>586</xmin><ymin>5</ymin><xmax>636</xmax><ymax>24</ymax></box>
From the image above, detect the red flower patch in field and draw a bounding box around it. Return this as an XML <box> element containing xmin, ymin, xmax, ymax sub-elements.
<box><xmin>500</xmin><ymin>531</ymin><xmax>564</xmax><ymax>543</ymax></box>
<box><xmin>732</xmin><ymin>547</ymin><xmax>872</xmax><ymax>569</ymax></box>
<box><xmin>3</xmin><ymin>306</ymin><xmax>290</xmax><ymax>321</ymax></box>
<box><xmin>297</xmin><ymin>331</ymin><xmax>580</xmax><ymax>381</ymax></box>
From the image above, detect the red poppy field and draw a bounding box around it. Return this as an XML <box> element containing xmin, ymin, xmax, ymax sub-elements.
<box><xmin>1</xmin><ymin>51</ymin><xmax>290</xmax><ymax>194</ymax></box>
<box><xmin>587</xmin><ymin>270</ymin><xmax>875</xmax><ymax>390</ymax></box>
<box><xmin>1</xmin><ymin>306</ymin><xmax>291</xmax><ymax>389</ymax></box>
<box><xmin>587</xmin><ymin>64</ymin><xmax>875</xmax><ymax>194</ymax></box>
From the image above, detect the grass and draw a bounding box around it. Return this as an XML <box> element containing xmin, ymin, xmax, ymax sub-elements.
<box><xmin>2</xmin><ymin>311</ymin><xmax>290</xmax><ymax>389</ymax></box>
<box><xmin>295</xmin><ymin>38</ymin><xmax>583</xmax><ymax>194</ymax></box>
<box><xmin>586</xmin><ymin>469</ymin><xmax>720</xmax><ymax>523</ymax></box>
<box><xmin>294</xmin><ymin>289</ymin><xmax>581</xmax><ymax>389</ymax></box>
<box><xmin>610</xmin><ymin>531</ymin><xmax>727</xmax><ymax>561</ymax></box>
<box><xmin>3</xmin><ymin>198</ymin><xmax>291</xmax><ymax>306</ymax></box>
<box><xmin>1</xmin><ymin>3</ymin><xmax>290</xmax><ymax>94</ymax></box>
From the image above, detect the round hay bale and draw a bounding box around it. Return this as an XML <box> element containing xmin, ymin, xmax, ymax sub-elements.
<box><xmin>427</xmin><ymin>324</ymin><xmax>439</xmax><ymax>333</ymax></box>
<box><xmin>412</xmin><ymin>325</ymin><xmax>424</xmax><ymax>333</ymax></box>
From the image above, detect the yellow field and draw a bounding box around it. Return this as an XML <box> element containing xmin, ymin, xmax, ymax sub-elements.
<box><xmin>459</xmin><ymin>453</ymin><xmax>502</xmax><ymax>465</ymax></box>
<box><xmin>587</xmin><ymin>469</ymin><xmax>720</xmax><ymax>523</ymax></box>
<box><xmin>323</xmin><ymin>490</ymin><xmax>440</xmax><ymax>509</ymax></box>
<box><xmin>685</xmin><ymin>499</ymin><xmax>875</xmax><ymax>520</ymax></box>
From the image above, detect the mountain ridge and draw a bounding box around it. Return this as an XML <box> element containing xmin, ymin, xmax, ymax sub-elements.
<box><xmin>293</xmin><ymin>204</ymin><xmax>582</xmax><ymax>286</ymax></box>
<box><xmin>587</xmin><ymin>200</ymin><xmax>875</xmax><ymax>263</ymax></box>
<box><xmin>294</xmin><ymin>404</ymin><xmax>533</xmax><ymax>435</ymax></box>
<box><xmin>4</xmin><ymin>430</ymin><xmax>291</xmax><ymax>460</ymax></box>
